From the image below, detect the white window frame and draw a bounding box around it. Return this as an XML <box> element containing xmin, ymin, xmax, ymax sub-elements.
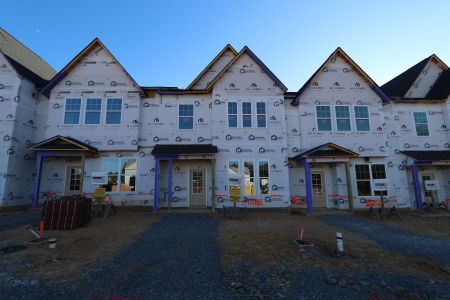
<box><xmin>242</xmin><ymin>101</ymin><xmax>253</xmax><ymax>128</ymax></box>
<box><xmin>335</xmin><ymin>105</ymin><xmax>351</xmax><ymax>131</ymax></box>
<box><xmin>355</xmin><ymin>163</ymin><xmax>388</xmax><ymax>197</ymax></box>
<box><xmin>354</xmin><ymin>105</ymin><xmax>370</xmax><ymax>132</ymax></box>
<box><xmin>256</xmin><ymin>101</ymin><xmax>267</xmax><ymax>128</ymax></box>
<box><xmin>412</xmin><ymin>112</ymin><xmax>429</xmax><ymax>136</ymax></box>
<box><xmin>178</xmin><ymin>103</ymin><xmax>194</xmax><ymax>130</ymax></box>
<box><xmin>63</xmin><ymin>98</ymin><xmax>82</xmax><ymax>125</ymax></box>
<box><xmin>84</xmin><ymin>98</ymin><xmax>102</xmax><ymax>125</ymax></box>
<box><xmin>243</xmin><ymin>160</ymin><xmax>255</xmax><ymax>196</ymax></box>
<box><xmin>315</xmin><ymin>105</ymin><xmax>332</xmax><ymax>132</ymax></box>
<box><xmin>258</xmin><ymin>160</ymin><xmax>270</xmax><ymax>195</ymax></box>
<box><xmin>105</xmin><ymin>98</ymin><xmax>123</xmax><ymax>125</ymax></box>
<box><xmin>102</xmin><ymin>158</ymin><xmax>137</xmax><ymax>193</ymax></box>
<box><xmin>227</xmin><ymin>101</ymin><xmax>238</xmax><ymax>128</ymax></box>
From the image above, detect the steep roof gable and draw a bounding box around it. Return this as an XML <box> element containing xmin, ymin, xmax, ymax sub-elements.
<box><xmin>293</xmin><ymin>47</ymin><xmax>389</xmax><ymax>104</ymax></box>
<box><xmin>187</xmin><ymin>44</ymin><xmax>237</xmax><ymax>90</ymax></box>
<box><xmin>0</xmin><ymin>28</ymin><xmax>56</xmax><ymax>84</ymax></box>
<box><xmin>381</xmin><ymin>54</ymin><xmax>448</xmax><ymax>98</ymax></box>
<box><xmin>426</xmin><ymin>69</ymin><xmax>450</xmax><ymax>100</ymax></box>
<box><xmin>206</xmin><ymin>46</ymin><xmax>287</xmax><ymax>92</ymax></box>
<box><xmin>41</xmin><ymin>38</ymin><xmax>143</xmax><ymax>97</ymax></box>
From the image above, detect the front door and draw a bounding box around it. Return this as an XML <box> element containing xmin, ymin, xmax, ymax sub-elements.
<box><xmin>422</xmin><ymin>173</ymin><xmax>436</xmax><ymax>206</ymax></box>
<box><xmin>189</xmin><ymin>169</ymin><xmax>206</xmax><ymax>207</ymax></box>
<box><xmin>65</xmin><ymin>166</ymin><xmax>82</xmax><ymax>196</ymax></box>
<box><xmin>312</xmin><ymin>172</ymin><xmax>327</xmax><ymax>207</ymax></box>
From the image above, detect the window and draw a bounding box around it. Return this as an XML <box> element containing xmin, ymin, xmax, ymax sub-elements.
<box><xmin>258</xmin><ymin>161</ymin><xmax>269</xmax><ymax>195</ymax></box>
<box><xmin>355</xmin><ymin>106</ymin><xmax>370</xmax><ymax>131</ymax></box>
<box><xmin>106</xmin><ymin>98</ymin><xmax>122</xmax><ymax>124</ymax></box>
<box><xmin>316</xmin><ymin>106</ymin><xmax>332</xmax><ymax>131</ymax></box>
<box><xmin>228</xmin><ymin>102</ymin><xmax>238</xmax><ymax>128</ymax></box>
<box><xmin>192</xmin><ymin>170</ymin><xmax>204</xmax><ymax>194</ymax></box>
<box><xmin>102</xmin><ymin>158</ymin><xmax>136</xmax><ymax>192</ymax></box>
<box><xmin>355</xmin><ymin>164</ymin><xmax>387</xmax><ymax>196</ymax></box>
<box><xmin>335</xmin><ymin>106</ymin><xmax>351</xmax><ymax>131</ymax></box>
<box><xmin>179</xmin><ymin>104</ymin><xmax>194</xmax><ymax>129</ymax></box>
<box><xmin>64</xmin><ymin>98</ymin><xmax>81</xmax><ymax>124</ymax></box>
<box><xmin>85</xmin><ymin>98</ymin><xmax>102</xmax><ymax>124</ymax></box>
<box><xmin>242</xmin><ymin>102</ymin><xmax>252</xmax><ymax>128</ymax></box>
<box><xmin>243</xmin><ymin>161</ymin><xmax>255</xmax><ymax>195</ymax></box>
<box><xmin>413</xmin><ymin>112</ymin><xmax>429</xmax><ymax>136</ymax></box>
<box><xmin>256</xmin><ymin>102</ymin><xmax>266</xmax><ymax>128</ymax></box>
<box><xmin>228</xmin><ymin>160</ymin><xmax>239</xmax><ymax>176</ymax></box>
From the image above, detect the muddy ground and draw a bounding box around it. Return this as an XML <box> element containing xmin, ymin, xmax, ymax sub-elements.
<box><xmin>0</xmin><ymin>209</ymin><xmax>160</xmax><ymax>283</ymax></box>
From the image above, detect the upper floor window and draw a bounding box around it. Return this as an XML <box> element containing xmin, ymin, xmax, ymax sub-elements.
<box><xmin>242</xmin><ymin>102</ymin><xmax>252</xmax><ymax>127</ymax></box>
<box><xmin>256</xmin><ymin>102</ymin><xmax>266</xmax><ymax>128</ymax></box>
<box><xmin>316</xmin><ymin>105</ymin><xmax>332</xmax><ymax>131</ymax></box>
<box><xmin>335</xmin><ymin>106</ymin><xmax>351</xmax><ymax>131</ymax></box>
<box><xmin>354</xmin><ymin>106</ymin><xmax>370</xmax><ymax>131</ymax></box>
<box><xmin>106</xmin><ymin>98</ymin><xmax>122</xmax><ymax>124</ymax></box>
<box><xmin>85</xmin><ymin>98</ymin><xmax>102</xmax><ymax>124</ymax></box>
<box><xmin>179</xmin><ymin>104</ymin><xmax>194</xmax><ymax>129</ymax></box>
<box><xmin>228</xmin><ymin>102</ymin><xmax>238</xmax><ymax>128</ymax></box>
<box><xmin>64</xmin><ymin>98</ymin><xmax>81</xmax><ymax>124</ymax></box>
<box><xmin>413</xmin><ymin>112</ymin><xmax>429</xmax><ymax>136</ymax></box>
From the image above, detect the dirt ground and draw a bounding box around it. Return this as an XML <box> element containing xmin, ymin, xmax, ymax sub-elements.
<box><xmin>0</xmin><ymin>208</ymin><xmax>161</xmax><ymax>283</ymax></box>
<box><xmin>217</xmin><ymin>210</ymin><xmax>450</xmax><ymax>282</ymax></box>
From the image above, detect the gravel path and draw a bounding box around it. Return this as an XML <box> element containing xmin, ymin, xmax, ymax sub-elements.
<box><xmin>0</xmin><ymin>209</ymin><xmax>41</xmax><ymax>231</ymax></box>
<box><xmin>320</xmin><ymin>214</ymin><xmax>450</xmax><ymax>267</ymax></box>
<box><xmin>2</xmin><ymin>213</ymin><xmax>228</xmax><ymax>300</ymax></box>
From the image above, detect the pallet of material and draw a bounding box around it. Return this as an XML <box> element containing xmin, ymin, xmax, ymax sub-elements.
<box><xmin>41</xmin><ymin>197</ymin><xmax>91</xmax><ymax>230</ymax></box>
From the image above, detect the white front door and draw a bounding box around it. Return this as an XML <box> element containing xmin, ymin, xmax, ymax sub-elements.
<box><xmin>312</xmin><ymin>172</ymin><xmax>327</xmax><ymax>207</ymax></box>
<box><xmin>189</xmin><ymin>169</ymin><xmax>206</xmax><ymax>207</ymax></box>
<box><xmin>421</xmin><ymin>173</ymin><xmax>436</xmax><ymax>206</ymax></box>
<box><xmin>65</xmin><ymin>166</ymin><xmax>82</xmax><ymax>196</ymax></box>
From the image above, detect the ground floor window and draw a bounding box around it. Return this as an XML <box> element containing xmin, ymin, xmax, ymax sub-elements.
<box><xmin>244</xmin><ymin>161</ymin><xmax>255</xmax><ymax>195</ymax></box>
<box><xmin>258</xmin><ymin>161</ymin><xmax>269</xmax><ymax>195</ymax></box>
<box><xmin>102</xmin><ymin>158</ymin><xmax>136</xmax><ymax>192</ymax></box>
<box><xmin>355</xmin><ymin>164</ymin><xmax>387</xmax><ymax>196</ymax></box>
<box><xmin>227</xmin><ymin>159</ymin><xmax>270</xmax><ymax>196</ymax></box>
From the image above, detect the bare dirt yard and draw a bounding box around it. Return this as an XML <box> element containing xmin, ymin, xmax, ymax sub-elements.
<box><xmin>218</xmin><ymin>210</ymin><xmax>450</xmax><ymax>299</ymax></box>
<box><xmin>0</xmin><ymin>208</ymin><xmax>160</xmax><ymax>284</ymax></box>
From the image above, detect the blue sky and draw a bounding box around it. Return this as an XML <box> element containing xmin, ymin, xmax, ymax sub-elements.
<box><xmin>3</xmin><ymin>0</ymin><xmax>450</xmax><ymax>91</ymax></box>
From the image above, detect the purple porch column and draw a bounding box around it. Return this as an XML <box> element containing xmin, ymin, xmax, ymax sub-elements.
<box><xmin>153</xmin><ymin>158</ymin><xmax>159</xmax><ymax>212</ymax></box>
<box><xmin>411</xmin><ymin>164</ymin><xmax>424</xmax><ymax>211</ymax></box>
<box><xmin>167</xmin><ymin>159</ymin><xmax>173</xmax><ymax>207</ymax></box>
<box><xmin>304</xmin><ymin>161</ymin><xmax>313</xmax><ymax>214</ymax></box>
<box><xmin>31</xmin><ymin>151</ymin><xmax>44</xmax><ymax>208</ymax></box>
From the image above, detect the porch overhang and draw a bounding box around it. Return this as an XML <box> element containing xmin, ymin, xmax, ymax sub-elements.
<box><xmin>28</xmin><ymin>135</ymin><xmax>98</xmax><ymax>154</ymax></box>
<box><xmin>151</xmin><ymin>144</ymin><xmax>217</xmax><ymax>160</ymax></box>
<box><xmin>402</xmin><ymin>150</ymin><xmax>450</xmax><ymax>166</ymax></box>
<box><xmin>294</xmin><ymin>142</ymin><xmax>359</xmax><ymax>163</ymax></box>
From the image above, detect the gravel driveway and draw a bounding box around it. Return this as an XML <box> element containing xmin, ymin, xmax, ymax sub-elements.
<box><xmin>2</xmin><ymin>213</ymin><xmax>228</xmax><ymax>300</ymax></box>
<box><xmin>320</xmin><ymin>214</ymin><xmax>450</xmax><ymax>268</ymax></box>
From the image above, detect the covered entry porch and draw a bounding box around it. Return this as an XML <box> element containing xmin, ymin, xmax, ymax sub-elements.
<box><xmin>293</xmin><ymin>143</ymin><xmax>359</xmax><ymax>213</ymax></box>
<box><xmin>29</xmin><ymin>135</ymin><xmax>98</xmax><ymax>207</ymax></box>
<box><xmin>151</xmin><ymin>144</ymin><xmax>218</xmax><ymax>212</ymax></box>
<box><xmin>403</xmin><ymin>150</ymin><xmax>450</xmax><ymax>210</ymax></box>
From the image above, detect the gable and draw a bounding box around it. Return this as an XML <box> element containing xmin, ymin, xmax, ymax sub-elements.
<box><xmin>207</xmin><ymin>47</ymin><xmax>287</xmax><ymax>92</ymax></box>
<box><xmin>42</xmin><ymin>39</ymin><xmax>143</xmax><ymax>97</ymax></box>
<box><xmin>188</xmin><ymin>45</ymin><xmax>237</xmax><ymax>90</ymax></box>
<box><xmin>293</xmin><ymin>48</ymin><xmax>388</xmax><ymax>104</ymax></box>
<box><xmin>0</xmin><ymin>28</ymin><xmax>55</xmax><ymax>81</ymax></box>
<box><xmin>29</xmin><ymin>136</ymin><xmax>97</xmax><ymax>152</ymax></box>
<box><xmin>404</xmin><ymin>56</ymin><xmax>448</xmax><ymax>98</ymax></box>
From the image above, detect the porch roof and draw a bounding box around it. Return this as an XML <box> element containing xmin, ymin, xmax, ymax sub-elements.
<box><xmin>294</xmin><ymin>143</ymin><xmax>359</xmax><ymax>160</ymax></box>
<box><xmin>28</xmin><ymin>135</ymin><xmax>98</xmax><ymax>153</ymax></box>
<box><xmin>151</xmin><ymin>144</ymin><xmax>218</xmax><ymax>156</ymax></box>
<box><xmin>402</xmin><ymin>150</ymin><xmax>450</xmax><ymax>162</ymax></box>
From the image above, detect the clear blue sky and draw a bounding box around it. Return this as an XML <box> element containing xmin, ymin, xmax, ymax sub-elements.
<box><xmin>3</xmin><ymin>0</ymin><xmax>450</xmax><ymax>91</ymax></box>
